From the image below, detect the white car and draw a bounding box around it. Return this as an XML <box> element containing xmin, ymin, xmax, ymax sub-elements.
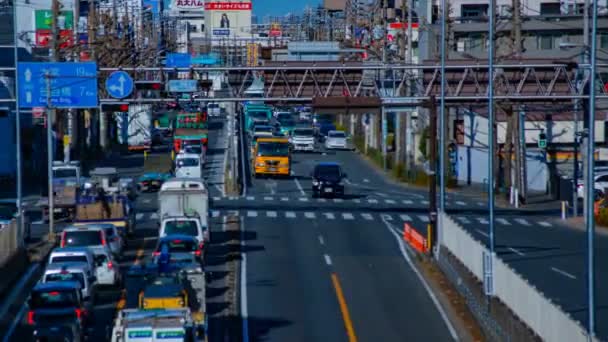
<box><xmin>290</xmin><ymin>127</ymin><xmax>315</xmax><ymax>152</ymax></box>
<box><xmin>324</xmin><ymin>130</ymin><xmax>349</xmax><ymax>150</ymax></box>
<box><xmin>42</xmin><ymin>262</ymin><xmax>95</xmax><ymax>301</ymax></box>
<box><xmin>577</xmin><ymin>172</ymin><xmax>608</xmax><ymax>199</ymax></box>
<box><xmin>85</xmin><ymin>223</ymin><xmax>124</xmax><ymax>259</ymax></box>
<box><xmin>207</xmin><ymin>103</ymin><xmax>221</xmax><ymax>117</ymax></box>
<box><xmin>93</xmin><ymin>249</ymin><xmax>121</xmax><ymax>287</ymax></box>
<box><xmin>48</xmin><ymin>247</ymin><xmax>96</xmax><ymax>280</ymax></box>
<box><xmin>183</xmin><ymin>144</ymin><xmax>207</xmax><ymax>166</ymax></box>
<box><xmin>175</xmin><ymin>152</ymin><xmax>203</xmax><ymax>179</ymax></box>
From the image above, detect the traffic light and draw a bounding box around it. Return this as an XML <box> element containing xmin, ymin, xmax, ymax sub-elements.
<box><xmin>102</xmin><ymin>103</ymin><xmax>129</xmax><ymax>112</ymax></box>
<box><xmin>135</xmin><ymin>81</ymin><xmax>164</xmax><ymax>90</ymax></box>
<box><xmin>538</xmin><ymin>132</ymin><xmax>547</xmax><ymax>149</ymax></box>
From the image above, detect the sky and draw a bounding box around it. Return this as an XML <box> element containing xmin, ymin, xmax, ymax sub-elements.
<box><xmin>253</xmin><ymin>0</ymin><xmax>321</xmax><ymax>17</ymax></box>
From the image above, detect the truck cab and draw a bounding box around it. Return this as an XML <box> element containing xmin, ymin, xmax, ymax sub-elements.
<box><xmin>52</xmin><ymin>161</ymin><xmax>82</xmax><ymax>184</ymax></box>
<box><xmin>40</xmin><ymin>161</ymin><xmax>83</xmax><ymax>222</ymax></box>
<box><xmin>252</xmin><ymin>137</ymin><xmax>291</xmax><ymax>177</ymax></box>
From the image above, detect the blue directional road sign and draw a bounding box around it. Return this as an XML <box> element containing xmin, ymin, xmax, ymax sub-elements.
<box><xmin>18</xmin><ymin>62</ymin><xmax>98</xmax><ymax>108</ymax></box>
<box><xmin>165</xmin><ymin>53</ymin><xmax>191</xmax><ymax>68</ymax></box>
<box><xmin>167</xmin><ymin>79</ymin><xmax>198</xmax><ymax>93</ymax></box>
<box><xmin>105</xmin><ymin>71</ymin><xmax>134</xmax><ymax>99</ymax></box>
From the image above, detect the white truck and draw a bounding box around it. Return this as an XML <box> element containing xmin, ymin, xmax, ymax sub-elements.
<box><xmin>158</xmin><ymin>179</ymin><xmax>210</xmax><ymax>243</ymax></box>
<box><xmin>38</xmin><ymin>161</ymin><xmax>83</xmax><ymax>222</ymax></box>
<box><xmin>110</xmin><ymin>308</ymin><xmax>204</xmax><ymax>342</ymax></box>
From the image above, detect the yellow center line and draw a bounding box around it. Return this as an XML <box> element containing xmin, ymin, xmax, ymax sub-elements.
<box><xmin>331</xmin><ymin>273</ymin><xmax>358</xmax><ymax>342</ymax></box>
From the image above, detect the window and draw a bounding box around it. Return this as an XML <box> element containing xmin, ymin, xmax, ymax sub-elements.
<box><xmin>164</xmin><ymin>220</ymin><xmax>199</xmax><ymax>237</ymax></box>
<box><xmin>537</xmin><ymin>33</ymin><xmax>560</xmax><ymax>50</ymax></box>
<box><xmin>463</xmin><ymin>33</ymin><xmax>485</xmax><ymax>53</ymax></box>
<box><xmin>600</xmin><ymin>33</ymin><xmax>608</xmax><ymax>49</ymax></box>
<box><xmin>461</xmin><ymin>4</ymin><xmax>488</xmax><ymax>18</ymax></box>
<box><xmin>257</xmin><ymin>142</ymin><xmax>289</xmax><ymax>157</ymax></box>
<box><xmin>540</xmin><ymin>3</ymin><xmax>560</xmax><ymax>15</ymax></box>
<box><xmin>64</xmin><ymin>230</ymin><xmax>103</xmax><ymax>247</ymax></box>
<box><xmin>201</xmin><ymin>24</ymin><xmax>205</xmax><ymax>31</ymax></box>
<box><xmin>45</xmin><ymin>272</ymin><xmax>85</xmax><ymax>289</ymax></box>
<box><xmin>189</xmin><ymin>24</ymin><xmax>197</xmax><ymax>32</ymax></box>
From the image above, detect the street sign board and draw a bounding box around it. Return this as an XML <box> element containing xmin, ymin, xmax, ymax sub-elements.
<box><xmin>17</xmin><ymin>62</ymin><xmax>98</xmax><ymax>108</ymax></box>
<box><xmin>212</xmin><ymin>29</ymin><xmax>230</xmax><ymax>36</ymax></box>
<box><xmin>105</xmin><ymin>71</ymin><xmax>134</xmax><ymax>99</ymax></box>
<box><xmin>167</xmin><ymin>79</ymin><xmax>198</xmax><ymax>93</ymax></box>
<box><xmin>191</xmin><ymin>55</ymin><xmax>219</xmax><ymax>65</ymax></box>
<box><xmin>35</xmin><ymin>10</ymin><xmax>73</xmax><ymax>30</ymax></box>
<box><xmin>165</xmin><ymin>53</ymin><xmax>191</xmax><ymax>68</ymax></box>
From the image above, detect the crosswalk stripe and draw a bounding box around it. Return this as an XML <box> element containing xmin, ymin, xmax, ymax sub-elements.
<box><xmin>281</xmin><ymin>197</ymin><xmax>289</xmax><ymax>201</ymax></box>
<box><xmin>266</xmin><ymin>211</ymin><xmax>277</xmax><ymax>218</ymax></box>
<box><xmin>368</xmin><ymin>199</ymin><xmax>378</xmax><ymax>204</ymax></box>
<box><xmin>317</xmin><ymin>198</ymin><xmax>327</xmax><ymax>202</ymax></box>
<box><xmin>229</xmin><ymin>197</ymin><xmax>238</xmax><ymax>200</ymax></box>
<box><xmin>361</xmin><ymin>213</ymin><xmax>373</xmax><ymax>220</ymax></box>
<box><xmin>247</xmin><ymin>211</ymin><xmax>258</xmax><ymax>217</ymax></box>
<box><xmin>285</xmin><ymin>212</ymin><xmax>296</xmax><ymax>218</ymax></box>
<box><xmin>385</xmin><ymin>199</ymin><xmax>396</xmax><ymax>204</ymax></box>
<box><xmin>324</xmin><ymin>213</ymin><xmax>335</xmax><ymax>220</ymax></box>
<box><xmin>246</xmin><ymin>196</ymin><xmax>255</xmax><ymax>201</ymax></box>
<box><xmin>457</xmin><ymin>216</ymin><xmax>470</xmax><ymax>224</ymax></box>
<box><xmin>210</xmin><ymin>211</ymin><xmax>220</xmax><ymax>218</ymax></box>
<box><xmin>305</xmin><ymin>212</ymin><xmax>316</xmax><ymax>219</ymax></box>
<box><xmin>136</xmin><ymin>213</ymin><xmax>144</xmax><ymax>221</ymax></box>
<box><xmin>264</xmin><ymin>196</ymin><xmax>274</xmax><ymax>201</ymax></box>
<box><xmin>333</xmin><ymin>198</ymin><xmax>343</xmax><ymax>203</ymax></box>
<box><xmin>515</xmin><ymin>218</ymin><xmax>531</xmax><ymax>226</ymax></box>
<box><xmin>455</xmin><ymin>201</ymin><xmax>466</xmax><ymax>206</ymax></box>
<box><xmin>538</xmin><ymin>221</ymin><xmax>552</xmax><ymax>227</ymax></box>
<box><xmin>476</xmin><ymin>217</ymin><xmax>489</xmax><ymax>224</ymax></box>
<box><xmin>342</xmin><ymin>213</ymin><xmax>354</xmax><ymax>220</ymax></box>
<box><xmin>213</xmin><ymin>196</ymin><xmax>221</xmax><ymax>201</ymax></box>
<box><xmin>402</xmin><ymin>200</ymin><xmax>413</xmax><ymax>205</ymax></box>
<box><xmin>399</xmin><ymin>214</ymin><xmax>412</xmax><ymax>221</ymax></box>
<box><xmin>299</xmin><ymin>197</ymin><xmax>309</xmax><ymax>202</ymax></box>
<box><xmin>381</xmin><ymin>214</ymin><xmax>393</xmax><ymax>221</ymax></box>
<box><xmin>418</xmin><ymin>215</ymin><xmax>429</xmax><ymax>222</ymax></box>
<box><xmin>496</xmin><ymin>218</ymin><xmax>510</xmax><ymax>225</ymax></box>
<box><xmin>354</xmin><ymin>199</ymin><xmax>361</xmax><ymax>203</ymax></box>
<box><xmin>421</xmin><ymin>200</ymin><xmax>429</xmax><ymax>205</ymax></box>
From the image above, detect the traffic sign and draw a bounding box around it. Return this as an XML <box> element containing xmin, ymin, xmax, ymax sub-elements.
<box><xmin>538</xmin><ymin>132</ymin><xmax>547</xmax><ymax>149</ymax></box>
<box><xmin>167</xmin><ymin>79</ymin><xmax>198</xmax><ymax>93</ymax></box>
<box><xmin>165</xmin><ymin>53</ymin><xmax>191</xmax><ymax>68</ymax></box>
<box><xmin>105</xmin><ymin>71</ymin><xmax>134</xmax><ymax>99</ymax></box>
<box><xmin>17</xmin><ymin>62</ymin><xmax>98</xmax><ymax>108</ymax></box>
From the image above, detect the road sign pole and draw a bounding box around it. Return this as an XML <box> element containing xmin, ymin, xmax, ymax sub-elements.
<box><xmin>13</xmin><ymin>0</ymin><xmax>23</xmax><ymax>245</ymax></box>
<box><xmin>46</xmin><ymin>73</ymin><xmax>54</xmax><ymax>240</ymax></box>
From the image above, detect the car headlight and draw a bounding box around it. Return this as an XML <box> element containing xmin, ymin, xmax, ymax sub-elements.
<box><xmin>256</xmin><ymin>163</ymin><xmax>265</xmax><ymax>167</ymax></box>
<box><xmin>312</xmin><ymin>180</ymin><xmax>319</xmax><ymax>186</ymax></box>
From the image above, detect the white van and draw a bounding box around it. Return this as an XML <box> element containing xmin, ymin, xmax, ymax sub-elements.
<box><xmin>175</xmin><ymin>152</ymin><xmax>203</xmax><ymax>179</ymax></box>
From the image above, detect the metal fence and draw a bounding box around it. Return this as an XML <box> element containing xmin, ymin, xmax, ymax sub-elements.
<box><xmin>440</xmin><ymin>212</ymin><xmax>593</xmax><ymax>342</ymax></box>
<box><xmin>0</xmin><ymin>219</ymin><xmax>18</xmax><ymax>266</ymax></box>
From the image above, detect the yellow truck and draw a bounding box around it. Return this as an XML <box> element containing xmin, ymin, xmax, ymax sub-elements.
<box><xmin>139</xmin><ymin>277</ymin><xmax>188</xmax><ymax>310</ymax></box>
<box><xmin>252</xmin><ymin>137</ymin><xmax>291</xmax><ymax>177</ymax></box>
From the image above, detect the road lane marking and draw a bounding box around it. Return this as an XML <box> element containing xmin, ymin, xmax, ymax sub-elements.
<box><xmin>378</xmin><ymin>216</ymin><xmax>458</xmax><ymax>340</ymax></box>
<box><xmin>150</xmin><ymin>212</ymin><xmax>159</xmax><ymax>220</ymax></box>
<box><xmin>334</xmin><ymin>198</ymin><xmax>344</xmax><ymax>203</ymax></box>
<box><xmin>353</xmin><ymin>199</ymin><xmax>361</xmax><ymax>203</ymax></box>
<box><xmin>285</xmin><ymin>211</ymin><xmax>296</xmax><ymax>218</ymax></box>
<box><xmin>247</xmin><ymin>211</ymin><xmax>257</xmax><ymax>218</ymax></box>
<box><xmin>294</xmin><ymin>178</ymin><xmax>306</xmax><ymax>196</ymax></box>
<box><xmin>281</xmin><ymin>197</ymin><xmax>289</xmax><ymax>201</ymax></box>
<box><xmin>367</xmin><ymin>199</ymin><xmax>378</xmax><ymax>204</ymax></box>
<box><xmin>551</xmin><ymin>267</ymin><xmax>577</xmax><ymax>280</ymax></box>
<box><xmin>476</xmin><ymin>229</ymin><xmax>489</xmax><ymax>237</ymax></box>
<box><xmin>361</xmin><ymin>213</ymin><xmax>373</xmax><ymax>220</ymax></box>
<box><xmin>457</xmin><ymin>216</ymin><xmax>470</xmax><ymax>224</ymax></box>
<box><xmin>213</xmin><ymin>196</ymin><xmax>221</xmax><ymax>201</ymax></box>
<box><xmin>508</xmin><ymin>247</ymin><xmax>525</xmax><ymax>256</ymax></box>
<box><xmin>363</xmin><ymin>178</ymin><xmax>370</xmax><ymax>183</ymax></box>
<box><xmin>402</xmin><ymin>199</ymin><xmax>413</xmax><ymax>205</ymax></box>
<box><xmin>324</xmin><ymin>213</ymin><xmax>335</xmax><ymax>220</ymax></box>
<box><xmin>342</xmin><ymin>213</ymin><xmax>354</xmax><ymax>220</ymax></box>
<box><xmin>246</xmin><ymin>196</ymin><xmax>255</xmax><ymax>201</ymax></box>
<box><xmin>263</xmin><ymin>196</ymin><xmax>274</xmax><ymax>201</ymax></box>
<box><xmin>380</xmin><ymin>214</ymin><xmax>393</xmax><ymax>221</ymax></box>
<box><xmin>375</xmin><ymin>192</ymin><xmax>388</xmax><ymax>198</ymax></box>
<box><xmin>136</xmin><ymin>213</ymin><xmax>144</xmax><ymax>221</ymax></box>
<box><xmin>305</xmin><ymin>212</ymin><xmax>316</xmax><ymax>219</ymax></box>
<box><xmin>418</xmin><ymin>215</ymin><xmax>430</xmax><ymax>222</ymax></box>
<box><xmin>299</xmin><ymin>197</ymin><xmax>309</xmax><ymax>202</ymax></box>
<box><xmin>515</xmin><ymin>218</ymin><xmax>531</xmax><ymax>226</ymax></box>
<box><xmin>477</xmin><ymin>202</ymin><xmax>485</xmax><ymax>206</ymax></box>
<box><xmin>399</xmin><ymin>214</ymin><xmax>412</xmax><ymax>221</ymax></box>
<box><xmin>319</xmin><ymin>235</ymin><xmax>325</xmax><ymax>245</ymax></box>
<box><xmin>496</xmin><ymin>218</ymin><xmax>510</xmax><ymax>225</ymax></box>
<box><xmin>324</xmin><ymin>254</ymin><xmax>333</xmax><ymax>266</ymax></box>
<box><xmin>229</xmin><ymin>196</ymin><xmax>238</xmax><ymax>200</ymax></box>
<box><xmin>266</xmin><ymin>211</ymin><xmax>277</xmax><ymax>218</ymax></box>
<box><xmin>385</xmin><ymin>199</ymin><xmax>396</xmax><ymax>204</ymax></box>
<box><xmin>317</xmin><ymin>198</ymin><xmax>327</xmax><ymax>202</ymax></box>
<box><xmin>143</xmin><ymin>198</ymin><xmax>151</xmax><ymax>204</ymax></box>
<box><xmin>539</xmin><ymin>221</ymin><xmax>552</xmax><ymax>227</ymax></box>
<box><xmin>455</xmin><ymin>201</ymin><xmax>466</xmax><ymax>206</ymax></box>
<box><xmin>476</xmin><ymin>217</ymin><xmax>489</xmax><ymax>224</ymax></box>
<box><xmin>331</xmin><ymin>273</ymin><xmax>358</xmax><ymax>342</ymax></box>
<box><xmin>421</xmin><ymin>200</ymin><xmax>430</xmax><ymax>205</ymax></box>
<box><xmin>211</xmin><ymin>210</ymin><xmax>220</xmax><ymax>218</ymax></box>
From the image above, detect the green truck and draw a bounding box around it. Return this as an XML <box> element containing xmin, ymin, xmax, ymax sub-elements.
<box><xmin>173</xmin><ymin>112</ymin><xmax>208</xmax><ymax>153</ymax></box>
<box><xmin>243</xmin><ymin>104</ymin><xmax>273</xmax><ymax>132</ymax></box>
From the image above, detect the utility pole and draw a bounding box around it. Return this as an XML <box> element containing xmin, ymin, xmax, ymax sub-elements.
<box><xmin>428</xmin><ymin>96</ymin><xmax>438</xmax><ymax>250</ymax></box>
<box><xmin>582</xmin><ymin>0</ymin><xmax>590</xmax><ymax>223</ymax></box>
<box><xmin>12</xmin><ymin>0</ymin><xmax>24</xmax><ymax>245</ymax></box>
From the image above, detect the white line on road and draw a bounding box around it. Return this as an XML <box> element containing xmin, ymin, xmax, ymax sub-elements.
<box><xmin>324</xmin><ymin>213</ymin><xmax>335</xmax><ymax>220</ymax></box>
<box><xmin>477</xmin><ymin>202</ymin><xmax>485</xmax><ymax>206</ymax></box>
<box><xmin>368</xmin><ymin>199</ymin><xmax>378</xmax><ymax>204</ymax></box>
<box><xmin>375</xmin><ymin>192</ymin><xmax>389</xmax><ymax>198</ymax></box>
<box><xmin>418</xmin><ymin>215</ymin><xmax>430</xmax><ymax>223</ymax></box>
<box><xmin>402</xmin><ymin>199</ymin><xmax>413</xmax><ymax>205</ymax></box>
<box><xmin>264</xmin><ymin>196</ymin><xmax>274</xmax><ymax>201</ymax></box>
<box><xmin>333</xmin><ymin>198</ymin><xmax>344</xmax><ymax>203</ymax></box>
<box><xmin>294</xmin><ymin>178</ymin><xmax>306</xmax><ymax>196</ymax></box>
<box><xmin>354</xmin><ymin>199</ymin><xmax>361</xmax><ymax>203</ymax></box>
<box><xmin>508</xmin><ymin>247</ymin><xmax>525</xmax><ymax>256</ymax></box>
<box><xmin>385</xmin><ymin>199</ymin><xmax>396</xmax><ymax>204</ymax></box>
<box><xmin>399</xmin><ymin>214</ymin><xmax>412</xmax><ymax>221</ymax></box>
<box><xmin>246</xmin><ymin>196</ymin><xmax>255</xmax><ymax>201</ymax></box>
<box><xmin>361</xmin><ymin>213</ymin><xmax>373</xmax><ymax>220</ymax></box>
<box><xmin>363</xmin><ymin>178</ymin><xmax>370</xmax><ymax>183</ymax></box>
<box><xmin>305</xmin><ymin>212</ymin><xmax>316</xmax><ymax>219</ymax></box>
<box><xmin>247</xmin><ymin>211</ymin><xmax>258</xmax><ymax>218</ymax></box>
<box><xmin>457</xmin><ymin>217</ymin><xmax>471</xmax><ymax>224</ymax></box>
<box><xmin>266</xmin><ymin>211</ymin><xmax>277</xmax><ymax>218</ymax></box>
<box><xmin>324</xmin><ymin>254</ymin><xmax>333</xmax><ymax>266</ymax></box>
<box><xmin>551</xmin><ymin>267</ymin><xmax>577</xmax><ymax>280</ymax></box>
<box><xmin>342</xmin><ymin>213</ymin><xmax>354</xmax><ymax>220</ymax></box>
<box><xmin>299</xmin><ymin>197</ymin><xmax>309</xmax><ymax>202</ymax></box>
<box><xmin>317</xmin><ymin>198</ymin><xmax>327</xmax><ymax>202</ymax></box>
<box><xmin>32</xmin><ymin>220</ymin><xmax>44</xmax><ymax>224</ymax></box>
<box><xmin>319</xmin><ymin>235</ymin><xmax>325</xmax><ymax>245</ymax></box>
<box><xmin>281</xmin><ymin>197</ymin><xmax>289</xmax><ymax>201</ymax></box>
<box><xmin>285</xmin><ymin>211</ymin><xmax>296</xmax><ymax>218</ymax></box>
<box><xmin>515</xmin><ymin>218</ymin><xmax>531</xmax><ymax>226</ymax></box>
<box><xmin>421</xmin><ymin>200</ymin><xmax>430</xmax><ymax>205</ymax></box>
<box><xmin>496</xmin><ymin>218</ymin><xmax>510</xmax><ymax>225</ymax></box>
<box><xmin>213</xmin><ymin>196</ymin><xmax>221</xmax><ymax>201</ymax></box>
<box><xmin>143</xmin><ymin>198</ymin><xmax>151</xmax><ymax>204</ymax></box>
<box><xmin>476</xmin><ymin>229</ymin><xmax>489</xmax><ymax>237</ymax></box>
<box><xmin>379</xmin><ymin>216</ymin><xmax>459</xmax><ymax>340</ymax></box>
<box><xmin>477</xmin><ymin>217</ymin><xmax>489</xmax><ymax>224</ymax></box>
<box><xmin>539</xmin><ymin>221</ymin><xmax>552</xmax><ymax>227</ymax></box>
<box><xmin>455</xmin><ymin>201</ymin><xmax>466</xmax><ymax>206</ymax></box>
<box><xmin>381</xmin><ymin>214</ymin><xmax>393</xmax><ymax>221</ymax></box>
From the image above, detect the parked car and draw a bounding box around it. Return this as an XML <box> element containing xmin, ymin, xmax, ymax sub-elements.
<box><xmin>311</xmin><ymin>162</ymin><xmax>347</xmax><ymax>198</ymax></box>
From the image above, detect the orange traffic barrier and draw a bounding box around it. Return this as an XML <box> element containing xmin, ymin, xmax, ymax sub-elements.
<box><xmin>403</xmin><ymin>223</ymin><xmax>428</xmax><ymax>253</ymax></box>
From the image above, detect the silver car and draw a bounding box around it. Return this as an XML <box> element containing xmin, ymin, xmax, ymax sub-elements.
<box><xmin>324</xmin><ymin>130</ymin><xmax>349</xmax><ymax>150</ymax></box>
<box><xmin>42</xmin><ymin>262</ymin><xmax>96</xmax><ymax>301</ymax></box>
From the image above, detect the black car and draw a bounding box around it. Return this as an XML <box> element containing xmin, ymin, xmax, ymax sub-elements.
<box><xmin>311</xmin><ymin>162</ymin><xmax>347</xmax><ymax>198</ymax></box>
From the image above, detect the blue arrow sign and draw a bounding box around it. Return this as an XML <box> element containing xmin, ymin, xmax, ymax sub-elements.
<box><xmin>165</xmin><ymin>53</ymin><xmax>191</xmax><ymax>68</ymax></box>
<box><xmin>105</xmin><ymin>71</ymin><xmax>134</xmax><ymax>99</ymax></box>
<box><xmin>17</xmin><ymin>62</ymin><xmax>98</xmax><ymax>108</ymax></box>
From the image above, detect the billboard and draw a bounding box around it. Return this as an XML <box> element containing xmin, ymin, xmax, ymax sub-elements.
<box><xmin>170</xmin><ymin>0</ymin><xmax>205</xmax><ymax>11</ymax></box>
<box><xmin>205</xmin><ymin>1</ymin><xmax>252</xmax><ymax>38</ymax></box>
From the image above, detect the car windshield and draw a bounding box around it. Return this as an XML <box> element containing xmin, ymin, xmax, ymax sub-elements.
<box><xmin>315</xmin><ymin>165</ymin><xmax>341</xmax><ymax>180</ymax></box>
<box><xmin>176</xmin><ymin>158</ymin><xmax>199</xmax><ymax>167</ymax></box>
<box><xmin>293</xmin><ymin>129</ymin><xmax>314</xmax><ymax>136</ymax></box>
<box><xmin>257</xmin><ymin>142</ymin><xmax>289</xmax><ymax>156</ymax></box>
<box><xmin>30</xmin><ymin>290</ymin><xmax>79</xmax><ymax>309</ymax></box>
<box><xmin>329</xmin><ymin>132</ymin><xmax>346</xmax><ymax>138</ymax></box>
<box><xmin>164</xmin><ymin>220</ymin><xmax>199</xmax><ymax>236</ymax></box>
<box><xmin>53</xmin><ymin>169</ymin><xmax>78</xmax><ymax>178</ymax></box>
<box><xmin>45</xmin><ymin>272</ymin><xmax>85</xmax><ymax>288</ymax></box>
<box><xmin>63</xmin><ymin>231</ymin><xmax>102</xmax><ymax>247</ymax></box>
<box><xmin>51</xmin><ymin>255</ymin><xmax>88</xmax><ymax>264</ymax></box>
<box><xmin>158</xmin><ymin>239</ymin><xmax>197</xmax><ymax>252</ymax></box>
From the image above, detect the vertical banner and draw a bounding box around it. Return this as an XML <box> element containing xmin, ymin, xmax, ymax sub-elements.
<box><xmin>246</xmin><ymin>43</ymin><xmax>258</xmax><ymax>66</ymax></box>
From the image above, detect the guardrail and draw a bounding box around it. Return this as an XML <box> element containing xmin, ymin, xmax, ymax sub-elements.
<box><xmin>440</xmin><ymin>213</ymin><xmax>592</xmax><ymax>342</ymax></box>
<box><xmin>0</xmin><ymin>219</ymin><xmax>18</xmax><ymax>267</ymax></box>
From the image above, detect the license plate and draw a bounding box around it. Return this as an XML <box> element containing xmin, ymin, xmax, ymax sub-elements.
<box><xmin>324</xmin><ymin>188</ymin><xmax>333</xmax><ymax>193</ymax></box>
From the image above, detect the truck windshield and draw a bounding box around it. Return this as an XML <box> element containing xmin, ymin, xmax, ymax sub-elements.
<box><xmin>64</xmin><ymin>231</ymin><xmax>103</xmax><ymax>247</ymax></box>
<box><xmin>176</xmin><ymin>158</ymin><xmax>199</xmax><ymax>167</ymax></box>
<box><xmin>293</xmin><ymin>129</ymin><xmax>313</xmax><ymax>137</ymax></box>
<box><xmin>53</xmin><ymin>169</ymin><xmax>77</xmax><ymax>178</ymax></box>
<box><xmin>45</xmin><ymin>272</ymin><xmax>85</xmax><ymax>288</ymax></box>
<box><xmin>164</xmin><ymin>220</ymin><xmax>199</xmax><ymax>236</ymax></box>
<box><xmin>250</xmin><ymin>111</ymin><xmax>268</xmax><ymax>120</ymax></box>
<box><xmin>257</xmin><ymin>142</ymin><xmax>289</xmax><ymax>157</ymax></box>
<box><xmin>30</xmin><ymin>290</ymin><xmax>79</xmax><ymax>309</ymax></box>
